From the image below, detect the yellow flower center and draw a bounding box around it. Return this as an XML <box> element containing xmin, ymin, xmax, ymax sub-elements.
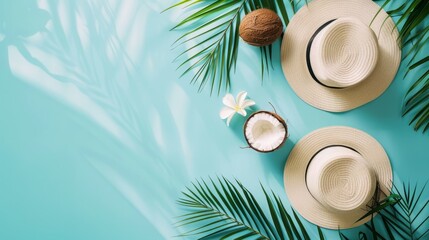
<box><xmin>234</xmin><ymin>105</ymin><xmax>241</xmax><ymax>112</ymax></box>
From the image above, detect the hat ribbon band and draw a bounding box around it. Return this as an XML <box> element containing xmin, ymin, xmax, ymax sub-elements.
<box><xmin>304</xmin><ymin>144</ymin><xmax>363</xmax><ymax>207</ymax></box>
<box><xmin>306</xmin><ymin>19</ymin><xmax>344</xmax><ymax>89</ymax></box>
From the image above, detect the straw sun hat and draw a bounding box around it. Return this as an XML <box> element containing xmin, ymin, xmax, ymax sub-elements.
<box><xmin>281</xmin><ymin>0</ymin><xmax>401</xmax><ymax>112</ymax></box>
<box><xmin>283</xmin><ymin>126</ymin><xmax>392</xmax><ymax>229</ymax></box>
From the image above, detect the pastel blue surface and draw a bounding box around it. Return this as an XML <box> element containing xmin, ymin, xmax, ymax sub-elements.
<box><xmin>1</xmin><ymin>0</ymin><xmax>428</xmax><ymax>239</ymax></box>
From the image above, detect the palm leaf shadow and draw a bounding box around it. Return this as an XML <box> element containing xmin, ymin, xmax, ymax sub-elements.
<box><xmin>8</xmin><ymin>0</ymin><xmax>147</xmax><ymax>146</ymax></box>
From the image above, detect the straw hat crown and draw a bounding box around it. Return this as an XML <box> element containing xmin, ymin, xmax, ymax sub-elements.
<box><xmin>306</xmin><ymin>146</ymin><xmax>376</xmax><ymax>213</ymax></box>
<box><xmin>309</xmin><ymin>17</ymin><xmax>379</xmax><ymax>88</ymax></box>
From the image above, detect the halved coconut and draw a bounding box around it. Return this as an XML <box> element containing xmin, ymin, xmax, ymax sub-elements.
<box><xmin>244</xmin><ymin>111</ymin><xmax>288</xmax><ymax>152</ymax></box>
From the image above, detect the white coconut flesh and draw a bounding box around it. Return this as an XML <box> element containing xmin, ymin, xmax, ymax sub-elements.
<box><xmin>245</xmin><ymin>112</ymin><xmax>286</xmax><ymax>152</ymax></box>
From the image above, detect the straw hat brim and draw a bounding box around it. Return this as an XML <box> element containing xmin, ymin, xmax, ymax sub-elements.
<box><xmin>283</xmin><ymin>126</ymin><xmax>392</xmax><ymax>229</ymax></box>
<box><xmin>281</xmin><ymin>0</ymin><xmax>401</xmax><ymax>112</ymax></box>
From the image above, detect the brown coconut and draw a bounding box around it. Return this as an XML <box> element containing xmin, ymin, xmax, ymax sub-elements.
<box><xmin>239</xmin><ymin>9</ymin><xmax>283</xmax><ymax>46</ymax></box>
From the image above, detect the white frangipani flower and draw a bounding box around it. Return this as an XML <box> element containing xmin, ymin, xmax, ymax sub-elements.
<box><xmin>219</xmin><ymin>91</ymin><xmax>256</xmax><ymax>126</ymax></box>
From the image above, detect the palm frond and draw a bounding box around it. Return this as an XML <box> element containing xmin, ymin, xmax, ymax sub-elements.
<box><xmin>402</xmin><ymin>55</ymin><xmax>429</xmax><ymax>132</ymax></box>
<box><xmin>166</xmin><ymin>0</ymin><xmax>294</xmax><ymax>94</ymax></box>
<box><xmin>355</xmin><ymin>193</ymin><xmax>401</xmax><ymax>223</ymax></box>
<box><xmin>346</xmin><ymin>182</ymin><xmax>429</xmax><ymax>240</ymax></box>
<box><xmin>385</xmin><ymin>0</ymin><xmax>429</xmax><ymax>132</ymax></box>
<box><xmin>176</xmin><ymin>176</ymin><xmax>324</xmax><ymax>239</ymax></box>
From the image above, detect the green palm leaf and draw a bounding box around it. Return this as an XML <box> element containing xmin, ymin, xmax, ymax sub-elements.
<box><xmin>346</xmin><ymin>182</ymin><xmax>429</xmax><ymax>240</ymax></box>
<box><xmin>166</xmin><ymin>0</ymin><xmax>295</xmax><ymax>94</ymax></box>
<box><xmin>402</xmin><ymin>55</ymin><xmax>429</xmax><ymax>132</ymax></box>
<box><xmin>372</xmin><ymin>0</ymin><xmax>429</xmax><ymax>132</ymax></box>
<box><xmin>382</xmin><ymin>0</ymin><xmax>429</xmax><ymax>132</ymax></box>
<box><xmin>176</xmin><ymin>176</ymin><xmax>324</xmax><ymax>239</ymax></box>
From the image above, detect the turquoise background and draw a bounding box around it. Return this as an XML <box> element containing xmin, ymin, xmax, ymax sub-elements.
<box><xmin>0</xmin><ymin>0</ymin><xmax>428</xmax><ymax>239</ymax></box>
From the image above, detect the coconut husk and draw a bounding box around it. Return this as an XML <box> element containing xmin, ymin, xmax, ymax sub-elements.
<box><xmin>239</xmin><ymin>8</ymin><xmax>283</xmax><ymax>46</ymax></box>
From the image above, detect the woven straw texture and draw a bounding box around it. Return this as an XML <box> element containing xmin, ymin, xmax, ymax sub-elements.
<box><xmin>283</xmin><ymin>126</ymin><xmax>392</xmax><ymax>229</ymax></box>
<box><xmin>281</xmin><ymin>0</ymin><xmax>401</xmax><ymax>112</ymax></box>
